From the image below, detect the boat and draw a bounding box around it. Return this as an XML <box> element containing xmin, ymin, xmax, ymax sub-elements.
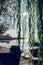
<box><xmin>0</xmin><ymin>34</ymin><xmax>25</xmax><ymax>43</ymax></box>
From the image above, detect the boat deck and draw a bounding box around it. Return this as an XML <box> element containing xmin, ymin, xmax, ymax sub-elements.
<box><xmin>0</xmin><ymin>47</ymin><xmax>32</xmax><ymax>65</ymax></box>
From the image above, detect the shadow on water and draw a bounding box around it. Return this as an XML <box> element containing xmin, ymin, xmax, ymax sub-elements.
<box><xmin>0</xmin><ymin>46</ymin><xmax>21</xmax><ymax>65</ymax></box>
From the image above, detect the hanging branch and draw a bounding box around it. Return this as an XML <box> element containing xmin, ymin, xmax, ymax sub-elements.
<box><xmin>17</xmin><ymin>0</ymin><xmax>21</xmax><ymax>46</ymax></box>
<box><xmin>28</xmin><ymin>0</ymin><xmax>32</xmax><ymax>46</ymax></box>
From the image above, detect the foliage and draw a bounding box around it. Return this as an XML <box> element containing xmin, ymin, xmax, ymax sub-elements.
<box><xmin>0</xmin><ymin>24</ymin><xmax>8</xmax><ymax>34</ymax></box>
<box><xmin>36</xmin><ymin>1</ymin><xmax>43</xmax><ymax>65</ymax></box>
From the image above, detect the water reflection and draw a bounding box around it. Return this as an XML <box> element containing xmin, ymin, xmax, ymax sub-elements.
<box><xmin>0</xmin><ymin>0</ymin><xmax>41</xmax><ymax>57</ymax></box>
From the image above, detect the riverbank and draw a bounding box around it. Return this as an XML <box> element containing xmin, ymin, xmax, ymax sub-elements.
<box><xmin>20</xmin><ymin>57</ymin><xmax>32</xmax><ymax>65</ymax></box>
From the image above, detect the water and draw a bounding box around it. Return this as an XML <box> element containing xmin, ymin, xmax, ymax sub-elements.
<box><xmin>0</xmin><ymin>0</ymin><xmax>40</xmax><ymax>57</ymax></box>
